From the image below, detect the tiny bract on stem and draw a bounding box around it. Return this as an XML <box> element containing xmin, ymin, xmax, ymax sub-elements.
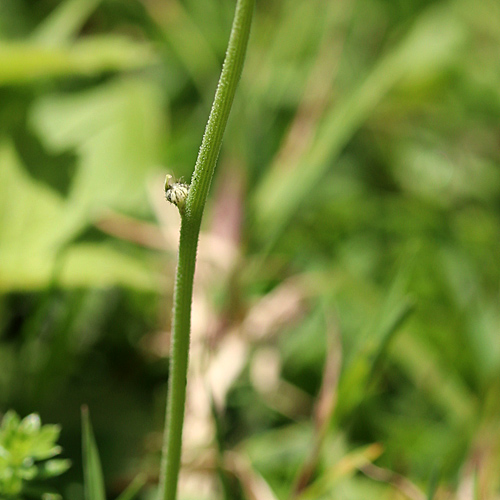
<box><xmin>164</xmin><ymin>174</ymin><xmax>189</xmax><ymax>211</ymax></box>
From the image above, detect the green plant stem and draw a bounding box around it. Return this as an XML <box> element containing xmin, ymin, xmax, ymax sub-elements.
<box><xmin>158</xmin><ymin>1</ymin><xmax>254</xmax><ymax>500</ymax></box>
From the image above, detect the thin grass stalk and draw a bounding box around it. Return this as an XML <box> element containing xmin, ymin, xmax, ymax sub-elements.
<box><xmin>158</xmin><ymin>1</ymin><xmax>255</xmax><ymax>499</ymax></box>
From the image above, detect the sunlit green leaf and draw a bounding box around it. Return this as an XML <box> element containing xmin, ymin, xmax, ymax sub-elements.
<box><xmin>0</xmin><ymin>36</ymin><xmax>156</xmax><ymax>85</ymax></box>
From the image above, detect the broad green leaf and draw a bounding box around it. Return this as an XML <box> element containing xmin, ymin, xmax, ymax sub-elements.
<box><xmin>0</xmin><ymin>141</ymin><xmax>159</xmax><ymax>291</ymax></box>
<box><xmin>58</xmin><ymin>243</ymin><xmax>160</xmax><ymax>290</ymax></box>
<box><xmin>31</xmin><ymin>77</ymin><xmax>165</xmax><ymax>226</ymax></box>
<box><xmin>0</xmin><ymin>141</ymin><xmax>68</xmax><ymax>289</ymax></box>
<box><xmin>0</xmin><ymin>36</ymin><xmax>156</xmax><ymax>85</ymax></box>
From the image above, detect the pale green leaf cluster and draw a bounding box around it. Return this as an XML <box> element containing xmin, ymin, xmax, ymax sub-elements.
<box><xmin>0</xmin><ymin>411</ymin><xmax>70</xmax><ymax>499</ymax></box>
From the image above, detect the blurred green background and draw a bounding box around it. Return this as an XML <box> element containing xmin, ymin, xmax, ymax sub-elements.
<box><xmin>1</xmin><ymin>0</ymin><xmax>500</xmax><ymax>498</ymax></box>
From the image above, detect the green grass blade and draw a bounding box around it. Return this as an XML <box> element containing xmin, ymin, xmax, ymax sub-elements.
<box><xmin>116</xmin><ymin>474</ymin><xmax>147</xmax><ymax>500</ymax></box>
<box><xmin>335</xmin><ymin>266</ymin><xmax>414</xmax><ymax>420</ymax></box>
<box><xmin>473</xmin><ymin>468</ymin><xmax>480</xmax><ymax>500</ymax></box>
<box><xmin>427</xmin><ymin>464</ymin><xmax>440</xmax><ymax>500</ymax></box>
<box><xmin>32</xmin><ymin>0</ymin><xmax>103</xmax><ymax>47</ymax></box>
<box><xmin>81</xmin><ymin>406</ymin><xmax>106</xmax><ymax>500</ymax></box>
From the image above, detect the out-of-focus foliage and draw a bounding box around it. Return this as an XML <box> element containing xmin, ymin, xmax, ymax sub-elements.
<box><xmin>0</xmin><ymin>410</ymin><xmax>70</xmax><ymax>499</ymax></box>
<box><xmin>1</xmin><ymin>0</ymin><xmax>500</xmax><ymax>499</ymax></box>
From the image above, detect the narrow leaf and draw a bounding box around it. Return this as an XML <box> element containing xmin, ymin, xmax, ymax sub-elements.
<box><xmin>82</xmin><ymin>406</ymin><xmax>106</xmax><ymax>500</ymax></box>
<box><xmin>116</xmin><ymin>473</ymin><xmax>147</xmax><ymax>500</ymax></box>
<box><xmin>33</xmin><ymin>0</ymin><xmax>103</xmax><ymax>47</ymax></box>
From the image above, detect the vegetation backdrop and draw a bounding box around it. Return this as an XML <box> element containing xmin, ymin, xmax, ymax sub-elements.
<box><xmin>1</xmin><ymin>0</ymin><xmax>499</xmax><ymax>499</ymax></box>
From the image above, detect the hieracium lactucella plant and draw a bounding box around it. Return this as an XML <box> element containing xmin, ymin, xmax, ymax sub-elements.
<box><xmin>159</xmin><ymin>1</ymin><xmax>255</xmax><ymax>500</ymax></box>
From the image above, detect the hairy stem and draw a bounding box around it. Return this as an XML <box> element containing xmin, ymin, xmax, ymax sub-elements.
<box><xmin>158</xmin><ymin>1</ymin><xmax>255</xmax><ymax>499</ymax></box>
